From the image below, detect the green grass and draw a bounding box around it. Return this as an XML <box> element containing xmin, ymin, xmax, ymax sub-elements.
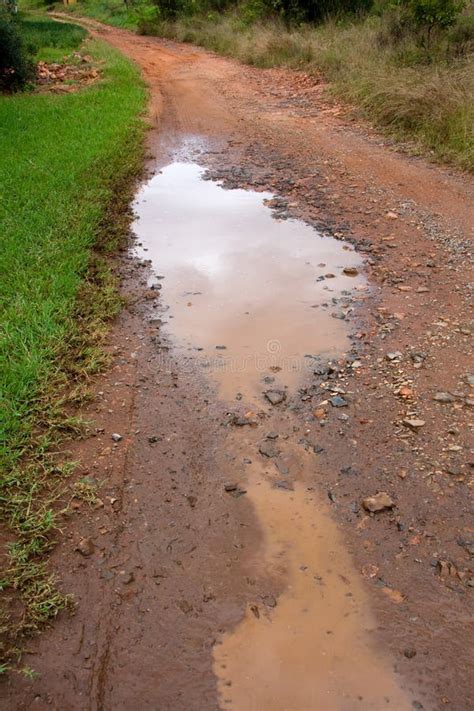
<box><xmin>55</xmin><ymin>0</ymin><xmax>141</xmax><ymax>29</ymax></box>
<box><xmin>58</xmin><ymin>0</ymin><xmax>473</xmax><ymax>170</ymax></box>
<box><xmin>0</xmin><ymin>17</ymin><xmax>146</xmax><ymax>665</ymax></box>
<box><xmin>19</xmin><ymin>14</ymin><xmax>87</xmax><ymax>58</ymax></box>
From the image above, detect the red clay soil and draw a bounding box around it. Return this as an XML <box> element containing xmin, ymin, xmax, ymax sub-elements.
<box><xmin>3</xmin><ymin>18</ymin><xmax>473</xmax><ymax>711</ymax></box>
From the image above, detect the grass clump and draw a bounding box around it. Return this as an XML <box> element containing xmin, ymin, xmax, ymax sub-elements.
<box><xmin>0</xmin><ymin>18</ymin><xmax>146</xmax><ymax>666</ymax></box>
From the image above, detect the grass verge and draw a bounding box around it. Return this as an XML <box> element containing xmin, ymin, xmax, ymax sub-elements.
<box><xmin>58</xmin><ymin>1</ymin><xmax>473</xmax><ymax>171</ymax></box>
<box><xmin>0</xmin><ymin>18</ymin><xmax>146</xmax><ymax>668</ymax></box>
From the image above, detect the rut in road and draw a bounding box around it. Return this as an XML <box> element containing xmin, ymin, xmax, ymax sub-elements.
<box><xmin>5</xmin><ymin>16</ymin><xmax>474</xmax><ymax>711</ymax></box>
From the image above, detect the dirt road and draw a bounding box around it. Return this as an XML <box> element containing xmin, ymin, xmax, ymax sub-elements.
<box><xmin>5</xmin><ymin>19</ymin><xmax>473</xmax><ymax>711</ymax></box>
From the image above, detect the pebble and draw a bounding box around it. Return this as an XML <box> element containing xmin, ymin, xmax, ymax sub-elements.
<box><xmin>402</xmin><ymin>419</ymin><xmax>426</xmax><ymax>430</ymax></box>
<box><xmin>330</xmin><ymin>395</ymin><xmax>348</xmax><ymax>407</ymax></box>
<box><xmin>259</xmin><ymin>441</ymin><xmax>279</xmax><ymax>458</ymax></box>
<box><xmin>76</xmin><ymin>538</ymin><xmax>94</xmax><ymax>556</ymax></box>
<box><xmin>111</xmin><ymin>433</ymin><xmax>122</xmax><ymax>442</ymax></box>
<box><xmin>433</xmin><ymin>392</ymin><xmax>455</xmax><ymax>403</ymax></box>
<box><xmin>362</xmin><ymin>492</ymin><xmax>394</xmax><ymax>513</ymax></box>
<box><xmin>264</xmin><ymin>389</ymin><xmax>286</xmax><ymax>405</ymax></box>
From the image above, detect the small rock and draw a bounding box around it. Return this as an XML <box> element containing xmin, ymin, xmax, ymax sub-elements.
<box><xmin>275</xmin><ymin>460</ymin><xmax>289</xmax><ymax>475</ymax></box>
<box><xmin>362</xmin><ymin>492</ymin><xmax>394</xmax><ymax>513</ymax></box>
<box><xmin>386</xmin><ymin>211</ymin><xmax>398</xmax><ymax>220</ymax></box>
<box><xmin>264</xmin><ymin>389</ymin><xmax>286</xmax><ymax>405</ymax></box>
<box><xmin>343</xmin><ymin>266</ymin><xmax>359</xmax><ymax>276</ymax></box>
<box><xmin>76</xmin><ymin>538</ymin><xmax>94</xmax><ymax>556</ymax></box>
<box><xmin>340</xmin><ymin>465</ymin><xmax>359</xmax><ymax>476</ymax></box>
<box><xmin>224</xmin><ymin>483</ymin><xmax>247</xmax><ymax>498</ymax></box>
<box><xmin>274</xmin><ymin>479</ymin><xmax>293</xmax><ymax>490</ymax></box>
<box><xmin>259</xmin><ymin>441</ymin><xmax>279</xmax><ymax>458</ymax></box>
<box><xmin>386</xmin><ymin>351</ymin><xmax>402</xmax><ymax>361</ymax></box>
<box><xmin>231</xmin><ymin>415</ymin><xmax>254</xmax><ymax>427</ymax></box>
<box><xmin>120</xmin><ymin>571</ymin><xmax>134</xmax><ymax>585</ymax></box>
<box><xmin>402</xmin><ymin>418</ymin><xmax>425</xmax><ymax>430</ymax></box>
<box><xmin>330</xmin><ymin>395</ymin><xmax>348</xmax><ymax>408</ymax></box>
<box><xmin>111</xmin><ymin>433</ymin><xmax>122</xmax><ymax>442</ymax></box>
<box><xmin>404</xmin><ymin>647</ymin><xmax>417</xmax><ymax>659</ymax></box>
<box><xmin>433</xmin><ymin>392</ymin><xmax>455</xmax><ymax>403</ymax></box>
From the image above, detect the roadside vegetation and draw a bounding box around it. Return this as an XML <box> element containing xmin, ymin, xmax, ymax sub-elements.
<box><xmin>61</xmin><ymin>0</ymin><xmax>473</xmax><ymax>170</ymax></box>
<box><xmin>0</xmin><ymin>10</ymin><xmax>145</xmax><ymax>668</ymax></box>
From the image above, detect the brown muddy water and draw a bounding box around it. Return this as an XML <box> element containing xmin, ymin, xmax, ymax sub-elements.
<box><xmin>132</xmin><ymin>160</ymin><xmax>413</xmax><ymax>710</ymax></box>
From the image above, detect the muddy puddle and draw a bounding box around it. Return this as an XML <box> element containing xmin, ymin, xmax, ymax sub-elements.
<box><xmin>214</xmin><ymin>473</ymin><xmax>412</xmax><ymax>710</ymax></box>
<box><xmin>133</xmin><ymin>161</ymin><xmax>366</xmax><ymax>402</ymax></box>
<box><xmin>132</xmin><ymin>159</ymin><xmax>413</xmax><ymax>710</ymax></box>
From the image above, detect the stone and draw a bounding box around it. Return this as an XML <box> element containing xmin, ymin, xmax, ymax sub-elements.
<box><xmin>76</xmin><ymin>538</ymin><xmax>94</xmax><ymax>556</ymax></box>
<box><xmin>433</xmin><ymin>392</ymin><xmax>455</xmax><ymax>403</ymax></box>
<box><xmin>386</xmin><ymin>351</ymin><xmax>402</xmax><ymax>361</ymax></box>
<box><xmin>362</xmin><ymin>492</ymin><xmax>394</xmax><ymax>513</ymax></box>
<box><xmin>111</xmin><ymin>433</ymin><xmax>122</xmax><ymax>442</ymax></box>
<box><xmin>402</xmin><ymin>418</ymin><xmax>425</xmax><ymax>430</ymax></box>
<box><xmin>343</xmin><ymin>266</ymin><xmax>359</xmax><ymax>276</ymax></box>
<box><xmin>259</xmin><ymin>441</ymin><xmax>279</xmax><ymax>458</ymax></box>
<box><xmin>330</xmin><ymin>395</ymin><xmax>348</xmax><ymax>408</ymax></box>
<box><xmin>386</xmin><ymin>211</ymin><xmax>398</xmax><ymax>220</ymax></box>
<box><xmin>264</xmin><ymin>389</ymin><xmax>286</xmax><ymax>405</ymax></box>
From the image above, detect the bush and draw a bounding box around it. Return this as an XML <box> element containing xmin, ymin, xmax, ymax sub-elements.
<box><xmin>397</xmin><ymin>0</ymin><xmax>466</xmax><ymax>45</ymax></box>
<box><xmin>0</xmin><ymin>12</ymin><xmax>35</xmax><ymax>91</ymax></box>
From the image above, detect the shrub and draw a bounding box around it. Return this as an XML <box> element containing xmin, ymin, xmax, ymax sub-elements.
<box><xmin>0</xmin><ymin>11</ymin><xmax>35</xmax><ymax>91</ymax></box>
<box><xmin>397</xmin><ymin>0</ymin><xmax>466</xmax><ymax>45</ymax></box>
